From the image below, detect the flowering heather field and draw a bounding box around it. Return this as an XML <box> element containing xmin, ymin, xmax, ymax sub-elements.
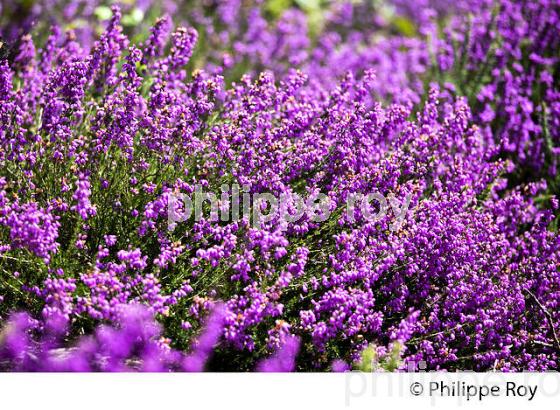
<box><xmin>0</xmin><ymin>0</ymin><xmax>559</xmax><ymax>372</ymax></box>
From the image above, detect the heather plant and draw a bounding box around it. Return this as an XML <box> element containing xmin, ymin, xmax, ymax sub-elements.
<box><xmin>0</xmin><ymin>0</ymin><xmax>175</xmax><ymax>44</ymax></box>
<box><xmin>0</xmin><ymin>1</ymin><xmax>559</xmax><ymax>372</ymax></box>
<box><xmin>0</xmin><ymin>303</ymin><xmax>299</xmax><ymax>372</ymax></box>
<box><xmin>430</xmin><ymin>0</ymin><xmax>560</xmax><ymax>179</ymax></box>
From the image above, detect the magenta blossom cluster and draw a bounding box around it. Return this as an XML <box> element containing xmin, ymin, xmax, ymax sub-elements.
<box><xmin>4</xmin><ymin>0</ymin><xmax>557</xmax><ymax>174</ymax></box>
<box><xmin>0</xmin><ymin>303</ymin><xmax>298</xmax><ymax>371</ymax></box>
<box><xmin>432</xmin><ymin>0</ymin><xmax>560</xmax><ymax>173</ymax></box>
<box><xmin>0</xmin><ymin>2</ymin><xmax>559</xmax><ymax>372</ymax></box>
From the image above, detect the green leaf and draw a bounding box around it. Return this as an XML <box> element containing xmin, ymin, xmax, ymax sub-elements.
<box><xmin>94</xmin><ymin>6</ymin><xmax>113</xmax><ymax>21</ymax></box>
<box><xmin>392</xmin><ymin>16</ymin><xmax>417</xmax><ymax>37</ymax></box>
<box><xmin>266</xmin><ymin>0</ymin><xmax>292</xmax><ymax>17</ymax></box>
<box><xmin>357</xmin><ymin>345</ymin><xmax>376</xmax><ymax>372</ymax></box>
<box><xmin>295</xmin><ymin>0</ymin><xmax>321</xmax><ymax>11</ymax></box>
<box><xmin>122</xmin><ymin>8</ymin><xmax>145</xmax><ymax>26</ymax></box>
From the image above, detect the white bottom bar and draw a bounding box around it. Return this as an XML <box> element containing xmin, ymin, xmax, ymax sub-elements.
<box><xmin>1</xmin><ymin>373</ymin><xmax>559</xmax><ymax>409</ymax></box>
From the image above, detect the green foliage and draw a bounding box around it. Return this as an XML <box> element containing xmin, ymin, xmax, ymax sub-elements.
<box><xmin>354</xmin><ymin>342</ymin><xmax>405</xmax><ymax>372</ymax></box>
